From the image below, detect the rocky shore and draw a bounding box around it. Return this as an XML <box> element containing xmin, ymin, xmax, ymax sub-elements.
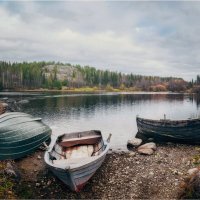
<box><xmin>1</xmin><ymin>143</ymin><xmax>200</xmax><ymax>199</ymax></box>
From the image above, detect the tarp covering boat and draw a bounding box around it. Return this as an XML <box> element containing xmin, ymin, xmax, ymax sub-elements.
<box><xmin>44</xmin><ymin>130</ymin><xmax>111</xmax><ymax>192</ymax></box>
<box><xmin>136</xmin><ymin>116</ymin><xmax>200</xmax><ymax>144</ymax></box>
<box><xmin>0</xmin><ymin>112</ymin><xmax>51</xmax><ymax>160</ymax></box>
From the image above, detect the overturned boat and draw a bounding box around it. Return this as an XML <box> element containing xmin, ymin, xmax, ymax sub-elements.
<box><xmin>136</xmin><ymin>116</ymin><xmax>200</xmax><ymax>144</ymax></box>
<box><xmin>44</xmin><ymin>130</ymin><xmax>111</xmax><ymax>192</ymax></box>
<box><xmin>0</xmin><ymin>112</ymin><xmax>51</xmax><ymax>160</ymax></box>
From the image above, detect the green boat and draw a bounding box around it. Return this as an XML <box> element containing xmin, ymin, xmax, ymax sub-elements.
<box><xmin>0</xmin><ymin>112</ymin><xmax>52</xmax><ymax>160</ymax></box>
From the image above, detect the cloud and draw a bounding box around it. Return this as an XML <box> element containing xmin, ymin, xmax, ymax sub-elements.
<box><xmin>0</xmin><ymin>1</ymin><xmax>200</xmax><ymax>80</ymax></box>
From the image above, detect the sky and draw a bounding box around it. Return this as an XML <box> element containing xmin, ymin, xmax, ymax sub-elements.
<box><xmin>0</xmin><ymin>1</ymin><xmax>200</xmax><ymax>81</ymax></box>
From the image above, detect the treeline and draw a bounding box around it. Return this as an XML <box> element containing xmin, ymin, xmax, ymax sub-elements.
<box><xmin>0</xmin><ymin>61</ymin><xmax>62</xmax><ymax>90</ymax></box>
<box><xmin>0</xmin><ymin>61</ymin><xmax>187</xmax><ymax>91</ymax></box>
<box><xmin>189</xmin><ymin>75</ymin><xmax>200</xmax><ymax>93</ymax></box>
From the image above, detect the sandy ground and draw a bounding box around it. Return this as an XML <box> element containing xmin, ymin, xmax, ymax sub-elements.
<box><xmin>8</xmin><ymin>143</ymin><xmax>200</xmax><ymax>199</ymax></box>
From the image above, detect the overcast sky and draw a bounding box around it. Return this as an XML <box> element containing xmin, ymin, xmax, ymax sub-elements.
<box><xmin>0</xmin><ymin>1</ymin><xmax>200</xmax><ymax>80</ymax></box>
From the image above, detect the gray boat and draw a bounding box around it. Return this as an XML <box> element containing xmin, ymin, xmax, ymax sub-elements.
<box><xmin>44</xmin><ymin>130</ymin><xmax>111</xmax><ymax>192</ymax></box>
<box><xmin>0</xmin><ymin>112</ymin><xmax>51</xmax><ymax>160</ymax></box>
<box><xmin>136</xmin><ymin>116</ymin><xmax>200</xmax><ymax>143</ymax></box>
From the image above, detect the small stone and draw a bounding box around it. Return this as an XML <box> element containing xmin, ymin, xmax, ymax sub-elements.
<box><xmin>171</xmin><ymin>169</ymin><xmax>183</xmax><ymax>175</ymax></box>
<box><xmin>47</xmin><ymin>180</ymin><xmax>52</xmax><ymax>185</ymax></box>
<box><xmin>5</xmin><ymin>162</ymin><xmax>21</xmax><ymax>181</ymax></box>
<box><xmin>127</xmin><ymin>138</ymin><xmax>142</xmax><ymax>147</ymax></box>
<box><xmin>149</xmin><ymin>172</ymin><xmax>154</xmax><ymax>176</ymax></box>
<box><xmin>186</xmin><ymin>161</ymin><xmax>191</xmax><ymax>166</ymax></box>
<box><xmin>37</xmin><ymin>155</ymin><xmax>42</xmax><ymax>159</ymax></box>
<box><xmin>36</xmin><ymin>183</ymin><xmax>40</xmax><ymax>187</ymax></box>
<box><xmin>129</xmin><ymin>152</ymin><xmax>136</xmax><ymax>156</ymax></box>
<box><xmin>18</xmin><ymin>99</ymin><xmax>29</xmax><ymax>104</ymax></box>
<box><xmin>188</xmin><ymin>168</ymin><xmax>199</xmax><ymax>175</ymax></box>
<box><xmin>2</xmin><ymin>97</ymin><xmax>8</xmax><ymax>100</ymax></box>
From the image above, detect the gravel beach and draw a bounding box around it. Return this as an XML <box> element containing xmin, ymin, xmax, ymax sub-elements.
<box><xmin>3</xmin><ymin>143</ymin><xmax>198</xmax><ymax>199</ymax></box>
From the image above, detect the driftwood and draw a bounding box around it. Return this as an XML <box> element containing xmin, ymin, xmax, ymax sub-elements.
<box><xmin>178</xmin><ymin>168</ymin><xmax>200</xmax><ymax>199</ymax></box>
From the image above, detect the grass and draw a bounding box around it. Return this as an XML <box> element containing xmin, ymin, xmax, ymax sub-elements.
<box><xmin>15</xmin><ymin>182</ymin><xmax>34</xmax><ymax>199</ymax></box>
<box><xmin>17</xmin><ymin>86</ymin><xmax>141</xmax><ymax>93</ymax></box>
<box><xmin>0</xmin><ymin>162</ymin><xmax>16</xmax><ymax>199</ymax></box>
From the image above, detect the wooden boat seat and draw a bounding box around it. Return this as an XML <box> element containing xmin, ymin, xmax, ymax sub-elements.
<box><xmin>59</xmin><ymin>135</ymin><xmax>102</xmax><ymax>148</ymax></box>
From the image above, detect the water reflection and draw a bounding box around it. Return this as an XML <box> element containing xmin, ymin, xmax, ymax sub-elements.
<box><xmin>188</xmin><ymin>94</ymin><xmax>200</xmax><ymax>108</ymax></box>
<box><xmin>1</xmin><ymin>92</ymin><xmax>200</xmax><ymax>149</ymax></box>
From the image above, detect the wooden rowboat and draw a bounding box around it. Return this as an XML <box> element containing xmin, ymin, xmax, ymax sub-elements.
<box><xmin>44</xmin><ymin>130</ymin><xmax>111</xmax><ymax>192</ymax></box>
<box><xmin>0</xmin><ymin>112</ymin><xmax>51</xmax><ymax>160</ymax></box>
<box><xmin>136</xmin><ymin>116</ymin><xmax>200</xmax><ymax>144</ymax></box>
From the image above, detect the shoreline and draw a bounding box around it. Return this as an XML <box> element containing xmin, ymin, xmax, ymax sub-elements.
<box><xmin>1</xmin><ymin>143</ymin><xmax>200</xmax><ymax>199</ymax></box>
<box><xmin>0</xmin><ymin>88</ymin><xmax>190</xmax><ymax>94</ymax></box>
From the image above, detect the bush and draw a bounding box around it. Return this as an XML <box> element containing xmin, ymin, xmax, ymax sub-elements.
<box><xmin>105</xmin><ymin>84</ymin><xmax>114</xmax><ymax>91</ymax></box>
<box><xmin>192</xmin><ymin>86</ymin><xmax>200</xmax><ymax>94</ymax></box>
<box><xmin>150</xmin><ymin>84</ymin><xmax>167</xmax><ymax>92</ymax></box>
<box><xmin>53</xmin><ymin>80</ymin><xmax>62</xmax><ymax>90</ymax></box>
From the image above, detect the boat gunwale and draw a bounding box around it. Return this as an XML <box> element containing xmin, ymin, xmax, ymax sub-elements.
<box><xmin>136</xmin><ymin>116</ymin><xmax>200</xmax><ymax>124</ymax></box>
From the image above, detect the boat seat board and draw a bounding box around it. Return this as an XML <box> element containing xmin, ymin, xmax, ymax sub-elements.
<box><xmin>59</xmin><ymin>135</ymin><xmax>102</xmax><ymax>148</ymax></box>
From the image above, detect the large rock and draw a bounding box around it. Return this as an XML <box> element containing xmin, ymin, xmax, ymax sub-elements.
<box><xmin>137</xmin><ymin>148</ymin><xmax>154</xmax><ymax>155</ymax></box>
<box><xmin>127</xmin><ymin>138</ymin><xmax>142</xmax><ymax>147</ymax></box>
<box><xmin>138</xmin><ymin>142</ymin><xmax>157</xmax><ymax>151</ymax></box>
<box><xmin>137</xmin><ymin>142</ymin><xmax>157</xmax><ymax>155</ymax></box>
<box><xmin>5</xmin><ymin>162</ymin><xmax>21</xmax><ymax>181</ymax></box>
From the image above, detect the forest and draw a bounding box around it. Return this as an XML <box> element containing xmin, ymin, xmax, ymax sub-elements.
<box><xmin>0</xmin><ymin>61</ymin><xmax>198</xmax><ymax>92</ymax></box>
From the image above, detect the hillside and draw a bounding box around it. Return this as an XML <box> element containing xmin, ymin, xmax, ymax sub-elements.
<box><xmin>0</xmin><ymin>61</ymin><xmax>187</xmax><ymax>91</ymax></box>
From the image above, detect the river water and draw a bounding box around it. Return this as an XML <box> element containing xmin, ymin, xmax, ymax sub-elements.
<box><xmin>1</xmin><ymin>92</ymin><xmax>200</xmax><ymax>150</ymax></box>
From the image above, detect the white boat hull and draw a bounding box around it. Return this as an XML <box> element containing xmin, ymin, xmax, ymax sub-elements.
<box><xmin>44</xmin><ymin>131</ymin><xmax>110</xmax><ymax>192</ymax></box>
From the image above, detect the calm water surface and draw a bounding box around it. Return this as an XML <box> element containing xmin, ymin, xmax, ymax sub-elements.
<box><xmin>1</xmin><ymin>92</ymin><xmax>200</xmax><ymax>150</ymax></box>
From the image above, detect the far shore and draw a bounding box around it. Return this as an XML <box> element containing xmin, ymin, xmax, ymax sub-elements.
<box><xmin>0</xmin><ymin>87</ymin><xmax>192</xmax><ymax>94</ymax></box>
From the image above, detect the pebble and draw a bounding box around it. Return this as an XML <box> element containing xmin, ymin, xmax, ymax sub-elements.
<box><xmin>47</xmin><ymin>180</ymin><xmax>52</xmax><ymax>185</ymax></box>
<box><xmin>129</xmin><ymin>152</ymin><xmax>136</xmax><ymax>156</ymax></box>
<box><xmin>149</xmin><ymin>172</ymin><xmax>154</xmax><ymax>176</ymax></box>
<box><xmin>36</xmin><ymin>183</ymin><xmax>40</xmax><ymax>187</ymax></box>
<box><xmin>37</xmin><ymin>155</ymin><xmax>42</xmax><ymax>159</ymax></box>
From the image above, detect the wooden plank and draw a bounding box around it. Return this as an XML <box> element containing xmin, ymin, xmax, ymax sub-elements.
<box><xmin>59</xmin><ymin>135</ymin><xmax>102</xmax><ymax>147</ymax></box>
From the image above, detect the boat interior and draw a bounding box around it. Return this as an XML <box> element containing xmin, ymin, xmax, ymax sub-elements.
<box><xmin>49</xmin><ymin>132</ymin><xmax>105</xmax><ymax>166</ymax></box>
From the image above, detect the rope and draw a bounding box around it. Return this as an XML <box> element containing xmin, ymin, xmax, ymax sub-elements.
<box><xmin>92</xmin><ymin>142</ymin><xmax>104</xmax><ymax>156</ymax></box>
